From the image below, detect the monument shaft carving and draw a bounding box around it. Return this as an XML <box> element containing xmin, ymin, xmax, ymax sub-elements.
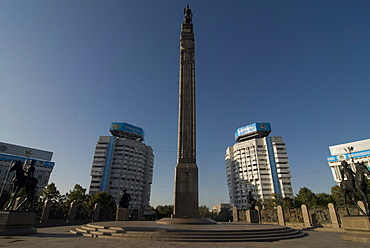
<box><xmin>174</xmin><ymin>5</ymin><xmax>199</xmax><ymax>218</ymax></box>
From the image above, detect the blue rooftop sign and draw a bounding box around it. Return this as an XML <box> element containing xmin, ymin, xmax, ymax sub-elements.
<box><xmin>235</xmin><ymin>123</ymin><xmax>271</xmax><ymax>140</ymax></box>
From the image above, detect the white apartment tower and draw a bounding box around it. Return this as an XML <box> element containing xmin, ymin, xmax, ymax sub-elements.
<box><xmin>225</xmin><ymin>123</ymin><xmax>293</xmax><ymax>209</ymax></box>
<box><xmin>89</xmin><ymin>123</ymin><xmax>154</xmax><ymax>211</ymax></box>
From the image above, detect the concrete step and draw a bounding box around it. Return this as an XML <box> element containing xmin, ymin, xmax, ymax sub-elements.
<box><xmin>98</xmin><ymin>228</ymin><xmax>125</xmax><ymax>234</ymax></box>
<box><xmin>80</xmin><ymin>225</ymin><xmax>99</xmax><ymax>231</ymax></box>
<box><xmin>121</xmin><ymin>229</ymin><xmax>303</xmax><ymax>240</ymax></box>
<box><xmin>121</xmin><ymin>227</ymin><xmax>296</xmax><ymax>236</ymax></box>
<box><xmin>70</xmin><ymin>222</ymin><xmax>305</xmax><ymax>242</ymax></box>
<box><xmin>75</xmin><ymin>227</ymin><xmax>89</xmax><ymax>233</ymax></box>
<box><xmin>69</xmin><ymin>229</ymin><xmax>82</xmax><ymax>235</ymax></box>
<box><xmin>90</xmin><ymin>230</ymin><xmax>112</xmax><ymax>236</ymax></box>
<box><xmin>82</xmin><ymin>233</ymin><xmax>97</xmax><ymax>237</ymax></box>
<box><xmin>71</xmin><ymin>225</ymin><xmax>126</xmax><ymax>236</ymax></box>
<box><xmin>108</xmin><ymin>226</ymin><xmax>125</xmax><ymax>232</ymax></box>
<box><xmin>86</xmin><ymin>223</ymin><xmax>109</xmax><ymax>229</ymax></box>
<box><xmin>102</xmin><ymin>232</ymin><xmax>305</xmax><ymax>242</ymax></box>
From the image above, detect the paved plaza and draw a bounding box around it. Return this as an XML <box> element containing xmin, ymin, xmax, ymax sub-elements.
<box><xmin>0</xmin><ymin>224</ymin><xmax>368</xmax><ymax>248</ymax></box>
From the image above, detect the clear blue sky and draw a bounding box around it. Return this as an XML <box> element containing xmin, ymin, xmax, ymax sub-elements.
<box><xmin>1</xmin><ymin>1</ymin><xmax>369</xmax><ymax>208</ymax></box>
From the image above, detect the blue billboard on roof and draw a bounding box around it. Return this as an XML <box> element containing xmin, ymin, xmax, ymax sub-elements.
<box><xmin>110</xmin><ymin>122</ymin><xmax>145</xmax><ymax>140</ymax></box>
<box><xmin>327</xmin><ymin>149</ymin><xmax>370</xmax><ymax>162</ymax></box>
<box><xmin>235</xmin><ymin>123</ymin><xmax>271</xmax><ymax>140</ymax></box>
<box><xmin>0</xmin><ymin>154</ymin><xmax>55</xmax><ymax>168</ymax></box>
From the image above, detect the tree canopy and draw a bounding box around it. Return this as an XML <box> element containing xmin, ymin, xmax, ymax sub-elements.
<box><xmin>65</xmin><ymin>184</ymin><xmax>88</xmax><ymax>206</ymax></box>
<box><xmin>295</xmin><ymin>187</ymin><xmax>318</xmax><ymax>208</ymax></box>
<box><xmin>39</xmin><ymin>182</ymin><xmax>61</xmax><ymax>202</ymax></box>
<box><xmin>88</xmin><ymin>191</ymin><xmax>116</xmax><ymax>209</ymax></box>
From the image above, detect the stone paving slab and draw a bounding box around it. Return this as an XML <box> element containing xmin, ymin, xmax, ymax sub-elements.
<box><xmin>0</xmin><ymin>224</ymin><xmax>368</xmax><ymax>248</ymax></box>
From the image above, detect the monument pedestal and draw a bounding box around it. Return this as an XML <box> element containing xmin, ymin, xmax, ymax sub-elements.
<box><xmin>341</xmin><ymin>216</ymin><xmax>370</xmax><ymax>243</ymax></box>
<box><xmin>116</xmin><ymin>208</ymin><xmax>129</xmax><ymax>221</ymax></box>
<box><xmin>246</xmin><ymin>210</ymin><xmax>259</xmax><ymax>223</ymax></box>
<box><xmin>174</xmin><ymin>163</ymin><xmax>199</xmax><ymax>219</ymax></box>
<box><xmin>156</xmin><ymin>217</ymin><xmax>216</xmax><ymax>225</ymax></box>
<box><xmin>0</xmin><ymin>211</ymin><xmax>37</xmax><ymax>235</ymax></box>
<box><xmin>341</xmin><ymin>215</ymin><xmax>370</xmax><ymax>232</ymax></box>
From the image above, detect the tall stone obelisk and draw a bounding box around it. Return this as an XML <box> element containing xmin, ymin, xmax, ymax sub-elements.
<box><xmin>174</xmin><ymin>5</ymin><xmax>199</xmax><ymax>219</ymax></box>
<box><xmin>157</xmin><ymin>5</ymin><xmax>215</xmax><ymax>225</ymax></box>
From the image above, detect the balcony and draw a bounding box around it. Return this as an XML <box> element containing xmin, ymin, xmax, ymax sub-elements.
<box><xmin>93</xmin><ymin>158</ymin><xmax>105</xmax><ymax>163</ymax></box>
<box><xmin>275</xmin><ymin>163</ymin><xmax>288</xmax><ymax>168</ymax></box>
<box><xmin>278</xmin><ymin>173</ymin><xmax>291</xmax><ymax>178</ymax></box>
<box><xmin>90</xmin><ymin>182</ymin><xmax>101</xmax><ymax>187</ymax></box>
<box><xmin>260</xmin><ymin>174</ymin><xmax>271</xmax><ymax>178</ymax></box>
<box><xmin>275</xmin><ymin>158</ymin><xmax>288</xmax><ymax>163</ymax></box>
<box><xmin>277</xmin><ymin>168</ymin><xmax>290</xmax><ymax>174</ymax></box>
<box><xmin>91</xmin><ymin>170</ymin><xmax>102</xmax><ymax>176</ymax></box>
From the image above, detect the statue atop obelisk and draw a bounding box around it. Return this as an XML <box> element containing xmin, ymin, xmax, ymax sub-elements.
<box><xmin>174</xmin><ymin>4</ymin><xmax>199</xmax><ymax>218</ymax></box>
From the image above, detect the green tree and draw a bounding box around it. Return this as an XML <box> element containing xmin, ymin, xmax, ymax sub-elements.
<box><xmin>88</xmin><ymin>191</ymin><xmax>117</xmax><ymax>220</ymax></box>
<box><xmin>262</xmin><ymin>198</ymin><xmax>275</xmax><ymax>209</ymax></box>
<box><xmin>65</xmin><ymin>184</ymin><xmax>88</xmax><ymax>206</ymax></box>
<box><xmin>330</xmin><ymin>185</ymin><xmax>343</xmax><ymax>206</ymax></box>
<box><xmin>88</xmin><ymin>191</ymin><xmax>116</xmax><ymax>209</ymax></box>
<box><xmin>256</xmin><ymin>199</ymin><xmax>263</xmax><ymax>209</ymax></box>
<box><xmin>156</xmin><ymin>205</ymin><xmax>173</xmax><ymax>218</ymax></box>
<box><xmin>316</xmin><ymin>193</ymin><xmax>333</xmax><ymax>207</ymax></box>
<box><xmin>199</xmin><ymin>205</ymin><xmax>210</xmax><ymax>218</ymax></box>
<box><xmin>263</xmin><ymin>193</ymin><xmax>283</xmax><ymax>209</ymax></box>
<box><xmin>282</xmin><ymin>197</ymin><xmax>294</xmax><ymax>209</ymax></box>
<box><xmin>65</xmin><ymin>184</ymin><xmax>90</xmax><ymax>219</ymax></box>
<box><xmin>295</xmin><ymin>187</ymin><xmax>317</xmax><ymax>208</ymax></box>
<box><xmin>39</xmin><ymin>183</ymin><xmax>61</xmax><ymax>202</ymax></box>
<box><xmin>272</xmin><ymin>193</ymin><xmax>283</xmax><ymax>207</ymax></box>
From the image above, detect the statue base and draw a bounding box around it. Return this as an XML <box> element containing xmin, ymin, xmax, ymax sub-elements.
<box><xmin>116</xmin><ymin>208</ymin><xmax>129</xmax><ymax>221</ymax></box>
<box><xmin>0</xmin><ymin>210</ymin><xmax>37</xmax><ymax>235</ymax></box>
<box><xmin>246</xmin><ymin>210</ymin><xmax>259</xmax><ymax>223</ymax></box>
<box><xmin>156</xmin><ymin>217</ymin><xmax>216</xmax><ymax>225</ymax></box>
<box><xmin>341</xmin><ymin>216</ymin><xmax>370</xmax><ymax>243</ymax></box>
<box><xmin>341</xmin><ymin>215</ymin><xmax>370</xmax><ymax>232</ymax></box>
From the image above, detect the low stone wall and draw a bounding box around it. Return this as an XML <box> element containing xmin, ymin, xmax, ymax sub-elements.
<box><xmin>234</xmin><ymin>201</ymin><xmax>366</xmax><ymax>230</ymax></box>
<box><xmin>10</xmin><ymin>199</ymin><xmax>116</xmax><ymax>227</ymax></box>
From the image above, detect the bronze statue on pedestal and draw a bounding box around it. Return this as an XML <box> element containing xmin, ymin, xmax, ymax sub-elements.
<box><xmin>118</xmin><ymin>189</ymin><xmax>131</xmax><ymax>209</ymax></box>
<box><xmin>4</xmin><ymin>160</ymin><xmax>38</xmax><ymax>211</ymax></box>
<box><xmin>340</xmin><ymin>158</ymin><xmax>370</xmax><ymax>215</ymax></box>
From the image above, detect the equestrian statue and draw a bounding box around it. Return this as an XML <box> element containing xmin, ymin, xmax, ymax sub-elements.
<box><xmin>4</xmin><ymin>159</ymin><xmax>38</xmax><ymax>211</ymax></box>
<box><xmin>340</xmin><ymin>160</ymin><xmax>370</xmax><ymax>215</ymax></box>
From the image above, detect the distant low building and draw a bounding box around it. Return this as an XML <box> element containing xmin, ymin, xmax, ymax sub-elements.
<box><xmin>327</xmin><ymin>138</ymin><xmax>370</xmax><ymax>183</ymax></box>
<box><xmin>0</xmin><ymin>141</ymin><xmax>55</xmax><ymax>195</ymax></box>
<box><xmin>211</xmin><ymin>203</ymin><xmax>230</xmax><ymax>214</ymax></box>
<box><xmin>211</xmin><ymin>203</ymin><xmax>231</xmax><ymax>222</ymax></box>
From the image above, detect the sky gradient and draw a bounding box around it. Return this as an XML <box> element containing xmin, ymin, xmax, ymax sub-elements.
<box><xmin>1</xmin><ymin>1</ymin><xmax>370</xmax><ymax>208</ymax></box>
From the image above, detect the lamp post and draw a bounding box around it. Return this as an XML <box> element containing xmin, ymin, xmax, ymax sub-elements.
<box><xmin>344</xmin><ymin>146</ymin><xmax>355</xmax><ymax>169</ymax></box>
<box><xmin>23</xmin><ymin>150</ymin><xmax>34</xmax><ymax>168</ymax></box>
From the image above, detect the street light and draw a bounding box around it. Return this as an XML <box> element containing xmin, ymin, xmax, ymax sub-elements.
<box><xmin>344</xmin><ymin>146</ymin><xmax>355</xmax><ymax>165</ymax></box>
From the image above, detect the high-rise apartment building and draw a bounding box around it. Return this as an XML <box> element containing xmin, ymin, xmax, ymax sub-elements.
<box><xmin>225</xmin><ymin>123</ymin><xmax>293</xmax><ymax>209</ymax></box>
<box><xmin>89</xmin><ymin>122</ymin><xmax>154</xmax><ymax>211</ymax></box>
<box><xmin>327</xmin><ymin>138</ymin><xmax>370</xmax><ymax>184</ymax></box>
<box><xmin>0</xmin><ymin>141</ymin><xmax>54</xmax><ymax>195</ymax></box>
